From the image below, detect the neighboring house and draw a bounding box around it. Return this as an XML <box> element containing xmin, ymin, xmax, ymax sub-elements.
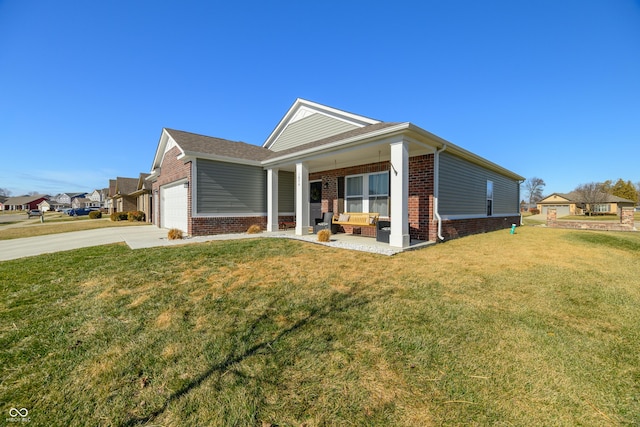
<box><xmin>72</xmin><ymin>197</ymin><xmax>93</xmax><ymax>209</ymax></box>
<box><xmin>537</xmin><ymin>192</ymin><xmax>636</xmax><ymax>217</ymax></box>
<box><xmin>111</xmin><ymin>177</ymin><xmax>138</xmax><ymax>213</ymax></box>
<box><xmin>88</xmin><ymin>189</ymin><xmax>108</xmax><ymax>209</ymax></box>
<box><xmin>2</xmin><ymin>195</ymin><xmax>48</xmax><ymax>211</ymax></box>
<box><xmin>38</xmin><ymin>200</ymin><xmax>52</xmax><ymax>212</ymax></box>
<box><xmin>0</xmin><ymin>196</ymin><xmax>6</xmax><ymax>210</ymax></box>
<box><xmin>55</xmin><ymin>192</ymin><xmax>87</xmax><ymax>205</ymax></box>
<box><xmin>147</xmin><ymin>99</ymin><xmax>524</xmax><ymax>248</ymax></box>
<box><xmin>130</xmin><ymin>173</ymin><xmax>152</xmax><ymax>222</ymax></box>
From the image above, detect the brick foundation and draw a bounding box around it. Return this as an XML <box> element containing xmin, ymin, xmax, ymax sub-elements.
<box><xmin>439</xmin><ymin>216</ymin><xmax>521</xmax><ymax>240</ymax></box>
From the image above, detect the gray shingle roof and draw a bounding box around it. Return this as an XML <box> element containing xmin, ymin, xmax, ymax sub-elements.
<box><xmin>165</xmin><ymin>128</ymin><xmax>272</xmax><ymax>162</ymax></box>
<box><xmin>115</xmin><ymin>177</ymin><xmax>139</xmax><ymax>195</ymax></box>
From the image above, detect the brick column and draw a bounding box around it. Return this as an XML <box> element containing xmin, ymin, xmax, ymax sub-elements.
<box><xmin>547</xmin><ymin>208</ymin><xmax>557</xmax><ymax>227</ymax></box>
<box><xmin>621</xmin><ymin>207</ymin><xmax>634</xmax><ymax>226</ymax></box>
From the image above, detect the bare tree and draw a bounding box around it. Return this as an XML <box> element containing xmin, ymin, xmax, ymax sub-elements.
<box><xmin>574</xmin><ymin>182</ymin><xmax>609</xmax><ymax>216</ymax></box>
<box><xmin>524</xmin><ymin>177</ymin><xmax>546</xmax><ymax>207</ymax></box>
<box><xmin>0</xmin><ymin>188</ymin><xmax>11</xmax><ymax>197</ymax></box>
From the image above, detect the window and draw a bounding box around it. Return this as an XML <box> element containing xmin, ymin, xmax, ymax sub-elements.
<box><xmin>345</xmin><ymin>175</ymin><xmax>363</xmax><ymax>212</ymax></box>
<box><xmin>369</xmin><ymin>172</ymin><xmax>389</xmax><ymax>215</ymax></box>
<box><xmin>486</xmin><ymin>180</ymin><xmax>493</xmax><ymax>216</ymax></box>
<box><xmin>593</xmin><ymin>204</ymin><xmax>610</xmax><ymax>213</ymax></box>
<box><xmin>345</xmin><ymin>172</ymin><xmax>389</xmax><ymax>215</ymax></box>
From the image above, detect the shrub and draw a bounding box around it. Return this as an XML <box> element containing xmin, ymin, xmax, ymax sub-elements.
<box><xmin>89</xmin><ymin>211</ymin><xmax>102</xmax><ymax>219</ymax></box>
<box><xmin>529</xmin><ymin>208</ymin><xmax>540</xmax><ymax>215</ymax></box>
<box><xmin>247</xmin><ymin>224</ymin><xmax>262</xmax><ymax>234</ymax></box>
<box><xmin>168</xmin><ymin>228</ymin><xmax>183</xmax><ymax>240</ymax></box>
<box><xmin>127</xmin><ymin>211</ymin><xmax>145</xmax><ymax>222</ymax></box>
<box><xmin>317</xmin><ymin>229</ymin><xmax>331</xmax><ymax>242</ymax></box>
<box><xmin>110</xmin><ymin>212</ymin><xmax>129</xmax><ymax>221</ymax></box>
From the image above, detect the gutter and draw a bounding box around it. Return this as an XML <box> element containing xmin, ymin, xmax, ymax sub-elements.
<box><xmin>434</xmin><ymin>144</ymin><xmax>447</xmax><ymax>241</ymax></box>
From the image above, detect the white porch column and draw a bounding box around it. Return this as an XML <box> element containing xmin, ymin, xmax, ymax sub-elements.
<box><xmin>295</xmin><ymin>162</ymin><xmax>310</xmax><ymax>235</ymax></box>
<box><xmin>390</xmin><ymin>139</ymin><xmax>410</xmax><ymax>248</ymax></box>
<box><xmin>267</xmin><ymin>168</ymin><xmax>279</xmax><ymax>232</ymax></box>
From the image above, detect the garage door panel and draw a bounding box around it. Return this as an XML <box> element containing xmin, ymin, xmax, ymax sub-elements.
<box><xmin>542</xmin><ymin>205</ymin><xmax>570</xmax><ymax>217</ymax></box>
<box><xmin>161</xmin><ymin>183</ymin><xmax>188</xmax><ymax>233</ymax></box>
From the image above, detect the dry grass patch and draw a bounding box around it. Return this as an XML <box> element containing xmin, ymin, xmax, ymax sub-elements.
<box><xmin>2</xmin><ymin>230</ymin><xmax>639</xmax><ymax>426</ymax></box>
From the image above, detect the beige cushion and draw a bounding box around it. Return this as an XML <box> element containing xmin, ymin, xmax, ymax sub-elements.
<box><xmin>338</xmin><ymin>213</ymin><xmax>350</xmax><ymax>222</ymax></box>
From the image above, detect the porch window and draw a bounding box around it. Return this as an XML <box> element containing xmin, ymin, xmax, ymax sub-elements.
<box><xmin>593</xmin><ymin>204</ymin><xmax>610</xmax><ymax>213</ymax></box>
<box><xmin>345</xmin><ymin>172</ymin><xmax>389</xmax><ymax>215</ymax></box>
<box><xmin>369</xmin><ymin>172</ymin><xmax>389</xmax><ymax>215</ymax></box>
<box><xmin>345</xmin><ymin>175</ymin><xmax>363</xmax><ymax>212</ymax></box>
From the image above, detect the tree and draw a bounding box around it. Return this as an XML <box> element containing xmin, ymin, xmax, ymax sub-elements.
<box><xmin>610</xmin><ymin>179</ymin><xmax>638</xmax><ymax>204</ymax></box>
<box><xmin>574</xmin><ymin>182</ymin><xmax>609</xmax><ymax>216</ymax></box>
<box><xmin>0</xmin><ymin>188</ymin><xmax>11</xmax><ymax>197</ymax></box>
<box><xmin>524</xmin><ymin>177</ymin><xmax>545</xmax><ymax>207</ymax></box>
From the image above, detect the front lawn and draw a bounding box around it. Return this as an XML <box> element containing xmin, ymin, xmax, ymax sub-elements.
<box><xmin>1</xmin><ymin>227</ymin><xmax>639</xmax><ymax>426</ymax></box>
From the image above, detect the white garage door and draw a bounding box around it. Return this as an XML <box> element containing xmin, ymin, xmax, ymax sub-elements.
<box><xmin>161</xmin><ymin>182</ymin><xmax>188</xmax><ymax>233</ymax></box>
<box><xmin>542</xmin><ymin>205</ymin><xmax>570</xmax><ymax>217</ymax></box>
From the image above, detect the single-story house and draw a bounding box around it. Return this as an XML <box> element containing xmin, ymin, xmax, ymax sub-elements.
<box><xmin>2</xmin><ymin>195</ymin><xmax>48</xmax><ymax>211</ymax></box>
<box><xmin>147</xmin><ymin>99</ymin><xmax>524</xmax><ymax>248</ymax></box>
<box><xmin>537</xmin><ymin>192</ymin><xmax>636</xmax><ymax>217</ymax></box>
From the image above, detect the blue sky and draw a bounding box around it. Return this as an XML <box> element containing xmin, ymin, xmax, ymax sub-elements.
<box><xmin>1</xmin><ymin>1</ymin><xmax>639</xmax><ymax>197</ymax></box>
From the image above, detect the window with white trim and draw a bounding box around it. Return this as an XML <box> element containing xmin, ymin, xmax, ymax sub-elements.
<box><xmin>345</xmin><ymin>172</ymin><xmax>389</xmax><ymax>215</ymax></box>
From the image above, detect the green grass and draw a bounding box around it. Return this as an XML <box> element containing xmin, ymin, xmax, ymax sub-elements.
<box><xmin>1</xmin><ymin>227</ymin><xmax>639</xmax><ymax>426</ymax></box>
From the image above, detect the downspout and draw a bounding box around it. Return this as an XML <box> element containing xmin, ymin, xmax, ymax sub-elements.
<box><xmin>434</xmin><ymin>144</ymin><xmax>447</xmax><ymax>241</ymax></box>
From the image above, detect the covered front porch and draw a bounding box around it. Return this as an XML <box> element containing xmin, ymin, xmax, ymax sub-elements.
<box><xmin>263</xmin><ymin>130</ymin><xmax>442</xmax><ymax>248</ymax></box>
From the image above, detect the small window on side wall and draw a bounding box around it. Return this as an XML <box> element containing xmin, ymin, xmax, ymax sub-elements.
<box><xmin>486</xmin><ymin>180</ymin><xmax>493</xmax><ymax>216</ymax></box>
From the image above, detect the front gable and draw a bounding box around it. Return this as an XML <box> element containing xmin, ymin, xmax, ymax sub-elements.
<box><xmin>263</xmin><ymin>98</ymin><xmax>380</xmax><ymax>152</ymax></box>
<box><xmin>150</xmin><ymin>129</ymin><xmax>184</xmax><ymax>175</ymax></box>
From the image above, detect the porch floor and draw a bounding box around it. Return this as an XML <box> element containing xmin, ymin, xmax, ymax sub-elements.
<box><xmin>264</xmin><ymin>229</ymin><xmax>435</xmax><ymax>256</ymax></box>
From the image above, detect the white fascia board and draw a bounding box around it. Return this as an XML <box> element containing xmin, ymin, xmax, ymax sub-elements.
<box><xmin>262</xmin><ymin>98</ymin><xmax>381</xmax><ymax>149</ymax></box>
<box><xmin>262</xmin><ymin>123</ymin><xmax>412</xmax><ymax>167</ymax></box>
<box><xmin>151</xmin><ymin>129</ymin><xmax>185</xmax><ymax>170</ymax></box>
<box><xmin>179</xmin><ymin>152</ymin><xmax>263</xmax><ymax>167</ymax></box>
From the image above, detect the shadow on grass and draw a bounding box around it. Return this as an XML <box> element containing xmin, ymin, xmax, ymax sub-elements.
<box><xmin>120</xmin><ymin>290</ymin><xmax>370</xmax><ymax>427</ymax></box>
<box><xmin>566</xmin><ymin>232</ymin><xmax>640</xmax><ymax>253</ymax></box>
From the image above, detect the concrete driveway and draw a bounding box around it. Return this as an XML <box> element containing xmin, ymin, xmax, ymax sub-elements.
<box><xmin>0</xmin><ymin>226</ymin><xmax>170</xmax><ymax>261</ymax></box>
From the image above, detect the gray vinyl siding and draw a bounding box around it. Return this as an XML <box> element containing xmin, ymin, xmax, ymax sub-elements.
<box><xmin>439</xmin><ymin>152</ymin><xmax>519</xmax><ymax>216</ymax></box>
<box><xmin>278</xmin><ymin>171</ymin><xmax>295</xmax><ymax>213</ymax></box>
<box><xmin>270</xmin><ymin>113</ymin><xmax>358</xmax><ymax>152</ymax></box>
<box><xmin>196</xmin><ymin>159</ymin><xmax>266</xmax><ymax>214</ymax></box>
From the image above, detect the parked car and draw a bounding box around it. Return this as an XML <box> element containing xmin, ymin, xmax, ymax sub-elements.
<box><xmin>68</xmin><ymin>208</ymin><xmax>92</xmax><ymax>216</ymax></box>
<box><xmin>27</xmin><ymin>209</ymin><xmax>42</xmax><ymax>218</ymax></box>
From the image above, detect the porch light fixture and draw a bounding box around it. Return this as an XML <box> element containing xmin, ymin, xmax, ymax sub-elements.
<box><xmin>183</xmin><ymin>182</ymin><xmax>189</xmax><ymax>188</ymax></box>
<box><xmin>323</xmin><ymin>181</ymin><xmax>329</xmax><ymax>190</ymax></box>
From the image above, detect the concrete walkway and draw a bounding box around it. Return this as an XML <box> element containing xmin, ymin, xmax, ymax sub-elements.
<box><xmin>0</xmin><ymin>225</ymin><xmax>433</xmax><ymax>261</ymax></box>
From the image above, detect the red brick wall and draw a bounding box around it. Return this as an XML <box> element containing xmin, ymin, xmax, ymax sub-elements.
<box><xmin>440</xmin><ymin>215</ymin><xmax>521</xmax><ymax>240</ymax></box>
<box><xmin>151</xmin><ymin>146</ymin><xmax>192</xmax><ymax>232</ymax></box>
